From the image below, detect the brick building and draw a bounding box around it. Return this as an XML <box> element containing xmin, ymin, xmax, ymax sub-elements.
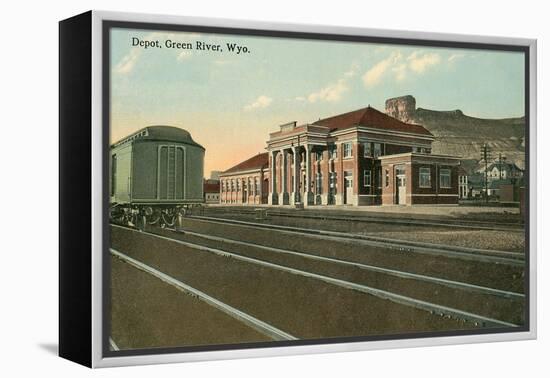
<box><xmin>219</xmin><ymin>153</ymin><xmax>269</xmax><ymax>204</ymax></box>
<box><xmin>220</xmin><ymin>105</ymin><xmax>460</xmax><ymax>206</ymax></box>
<box><xmin>378</xmin><ymin>153</ymin><xmax>460</xmax><ymax>205</ymax></box>
<box><xmin>203</xmin><ymin>180</ymin><xmax>220</xmax><ymax>204</ymax></box>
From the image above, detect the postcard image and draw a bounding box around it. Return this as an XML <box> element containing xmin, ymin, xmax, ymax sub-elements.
<box><xmin>106</xmin><ymin>24</ymin><xmax>528</xmax><ymax>355</ymax></box>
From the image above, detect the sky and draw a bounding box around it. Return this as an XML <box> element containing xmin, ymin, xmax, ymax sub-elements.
<box><xmin>110</xmin><ymin>27</ymin><xmax>525</xmax><ymax>177</ymax></box>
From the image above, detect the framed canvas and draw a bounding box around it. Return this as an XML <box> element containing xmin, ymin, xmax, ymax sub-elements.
<box><xmin>59</xmin><ymin>10</ymin><xmax>537</xmax><ymax>368</ymax></box>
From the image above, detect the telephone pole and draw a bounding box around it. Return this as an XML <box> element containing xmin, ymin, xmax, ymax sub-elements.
<box><xmin>480</xmin><ymin>144</ymin><xmax>492</xmax><ymax>204</ymax></box>
<box><xmin>498</xmin><ymin>153</ymin><xmax>505</xmax><ymax>180</ymax></box>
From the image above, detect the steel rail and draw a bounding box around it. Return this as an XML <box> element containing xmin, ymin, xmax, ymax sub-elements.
<box><xmin>168</xmin><ymin>227</ymin><xmax>524</xmax><ymax>300</ymax></box>
<box><xmin>111</xmin><ymin>247</ymin><xmax>297</xmax><ymax>341</ymax></box>
<box><xmin>204</xmin><ymin>208</ymin><xmax>524</xmax><ymax>232</ymax></box>
<box><xmin>186</xmin><ymin>216</ymin><xmax>525</xmax><ymax>266</ymax></box>
<box><xmin>109</xmin><ymin>337</ymin><xmax>120</xmax><ymax>351</ymax></box>
<box><xmin>111</xmin><ymin>225</ymin><xmax>519</xmax><ymax>328</ymax></box>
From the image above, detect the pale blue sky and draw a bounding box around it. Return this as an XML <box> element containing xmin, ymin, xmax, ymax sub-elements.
<box><xmin>110</xmin><ymin>28</ymin><xmax>525</xmax><ymax>175</ymax></box>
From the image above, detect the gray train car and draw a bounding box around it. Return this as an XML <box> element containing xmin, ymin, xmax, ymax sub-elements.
<box><xmin>110</xmin><ymin>126</ymin><xmax>205</xmax><ymax>227</ymax></box>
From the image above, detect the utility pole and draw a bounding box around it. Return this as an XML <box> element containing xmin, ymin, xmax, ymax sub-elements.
<box><xmin>499</xmin><ymin>153</ymin><xmax>504</xmax><ymax>180</ymax></box>
<box><xmin>480</xmin><ymin>144</ymin><xmax>492</xmax><ymax>204</ymax></box>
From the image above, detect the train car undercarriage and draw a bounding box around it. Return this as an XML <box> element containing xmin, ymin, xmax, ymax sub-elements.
<box><xmin>109</xmin><ymin>203</ymin><xmax>203</xmax><ymax>229</ymax></box>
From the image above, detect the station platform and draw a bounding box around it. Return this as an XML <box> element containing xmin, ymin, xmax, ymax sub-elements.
<box><xmin>207</xmin><ymin>203</ymin><xmax>520</xmax><ymax>217</ymax></box>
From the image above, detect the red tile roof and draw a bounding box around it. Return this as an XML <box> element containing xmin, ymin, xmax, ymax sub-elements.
<box><xmin>223</xmin><ymin>152</ymin><xmax>269</xmax><ymax>174</ymax></box>
<box><xmin>203</xmin><ymin>182</ymin><xmax>220</xmax><ymax>193</ymax></box>
<box><xmin>313</xmin><ymin>106</ymin><xmax>433</xmax><ymax>136</ymax></box>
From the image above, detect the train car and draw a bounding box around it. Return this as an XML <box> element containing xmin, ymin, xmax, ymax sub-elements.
<box><xmin>110</xmin><ymin>125</ymin><xmax>205</xmax><ymax>227</ymax></box>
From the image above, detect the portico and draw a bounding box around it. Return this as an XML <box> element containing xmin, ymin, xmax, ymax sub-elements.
<box><xmin>267</xmin><ymin>122</ymin><xmax>330</xmax><ymax>207</ymax></box>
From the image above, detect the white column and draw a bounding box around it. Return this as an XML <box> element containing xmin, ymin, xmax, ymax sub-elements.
<box><xmin>268</xmin><ymin>150</ymin><xmax>278</xmax><ymax>205</ymax></box>
<box><xmin>304</xmin><ymin>144</ymin><xmax>314</xmax><ymax>205</ymax></box>
<box><xmin>245</xmin><ymin>177</ymin><xmax>249</xmax><ymax>204</ymax></box>
<box><xmin>279</xmin><ymin>149</ymin><xmax>289</xmax><ymax>205</ymax></box>
<box><xmin>292</xmin><ymin>146</ymin><xmax>301</xmax><ymax>204</ymax></box>
<box><xmin>335</xmin><ymin>143</ymin><xmax>344</xmax><ymax>205</ymax></box>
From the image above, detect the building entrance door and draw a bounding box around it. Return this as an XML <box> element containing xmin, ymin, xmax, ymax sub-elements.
<box><xmin>344</xmin><ymin>172</ymin><xmax>353</xmax><ymax>205</ymax></box>
<box><xmin>397</xmin><ymin>175</ymin><xmax>407</xmax><ymax>205</ymax></box>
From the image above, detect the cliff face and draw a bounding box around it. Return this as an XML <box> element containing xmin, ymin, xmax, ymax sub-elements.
<box><xmin>385</xmin><ymin>95</ymin><xmax>416</xmax><ymax>123</ymax></box>
<box><xmin>384</xmin><ymin>96</ymin><xmax>526</xmax><ymax>169</ymax></box>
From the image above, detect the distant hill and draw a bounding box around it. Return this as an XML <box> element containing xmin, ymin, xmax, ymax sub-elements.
<box><xmin>385</xmin><ymin>96</ymin><xmax>526</xmax><ymax>170</ymax></box>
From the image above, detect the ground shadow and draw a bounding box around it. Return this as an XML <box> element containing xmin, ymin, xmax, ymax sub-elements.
<box><xmin>38</xmin><ymin>343</ymin><xmax>58</xmax><ymax>356</ymax></box>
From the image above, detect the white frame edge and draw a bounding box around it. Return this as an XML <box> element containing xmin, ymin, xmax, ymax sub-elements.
<box><xmin>90</xmin><ymin>10</ymin><xmax>537</xmax><ymax>368</ymax></box>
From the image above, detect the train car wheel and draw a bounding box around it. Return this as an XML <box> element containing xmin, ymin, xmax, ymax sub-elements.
<box><xmin>147</xmin><ymin>208</ymin><xmax>161</xmax><ymax>226</ymax></box>
<box><xmin>109</xmin><ymin>205</ymin><xmax>125</xmax><ymax>224</ymax></box>
<box><xmin>161</xmin><ymin>211</ymin><xmax>176</xmax><ymax>228</ymax></box>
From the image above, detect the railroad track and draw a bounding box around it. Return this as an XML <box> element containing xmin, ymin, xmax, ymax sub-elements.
<box><xmin>111</xmin><ymin>247</ymin><xmax>296</xmax><ymax>341</ymax></box>
<box><xmin>109</xmin><ymin>337</ymin><xmax>120</xmax><ymax>351</ymax></box>
<box><xmin>187</xmin><ymin>215</ymin><xmax>525</xmax><ymax>266</ymax></box>
<box><xmin>168</xmin><ymin>227</ymin><xmax>523</xmax><ymax>300</ymax></box>
<box><xmin>202</xmin><ymin>208</ymin><xmax>524</xmax><ymax>232</ymax></box>
<box><xmin>110</xmin><ymin>223</ymin><xmax>522</xmax><ymax>328</ymax></box>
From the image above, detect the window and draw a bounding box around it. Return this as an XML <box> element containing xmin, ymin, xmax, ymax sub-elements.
<box><xmin>419</xmin><ymin>167</ymin><xmax>431</xmax><ymax>188</ymax></box>
<box><xmin>363</xmin><ymin>170</ymin><xmax>372</xmax><ymax>187</ymax></box>
<box><xmin>255</xmin><ymin>177</ymin><xmax>259</xmax><ymax>193</ymax></box>
<box><xmin>440</xmin><ymin>168</ymin><xmax>451</xmax><ymax>188</ymax></box>
<box><xmin>376</xmin><ymin>168</ymin><xmax>382</xmax><ymax>189</ymax></box>
<box><xmin>385</xmin><ymin>169</ymin><xmax>390</xmax><ymax>187</ymax></box>
<box><xmin>329</xmin><ymin>144</ymin><xmax>337</xmax><ymax>159</ymax></box>
<box><xmin>343</xmin><ymin>142</ymin><xmax>352</xmax><ymax>158</ymax></box>
<box><xmin>374</xmin><ymin>143</ymin><xmax>383</xmax><ymax>158</ymax></box>
<box><xmin>364</xmin><ymin>142</ymin><xmax>372</xmax><ymax>157</ymax></box>
<box><xmin>316</xmin><ymin>151</ymin><xmax>323</xmax><ymax>161</ymax></box>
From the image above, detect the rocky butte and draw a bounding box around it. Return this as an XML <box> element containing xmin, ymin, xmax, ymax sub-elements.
<box><xmin>384</xmin><ymin>95</ymin><xmax>526</xmax><ymax>170</ymax></box>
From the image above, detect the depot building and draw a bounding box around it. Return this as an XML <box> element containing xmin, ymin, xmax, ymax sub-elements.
<box><xmin>220</xmin><ymin>105</ymin><xmax>459</xmax><ymax>206</ymax></box>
